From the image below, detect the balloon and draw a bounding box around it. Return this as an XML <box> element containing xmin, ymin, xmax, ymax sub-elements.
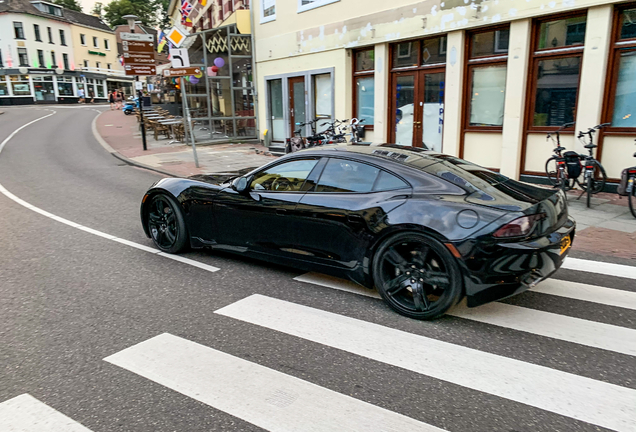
<box><xmin>214</xmin><ymin>57</ymin><xmax>225</xmax><ymax>68</ymax></box>
<box><xmin>211</xmin><ymin>66</ymin><xmax>219</xmax><ymax>73</ymax></box>
<box><xmin>185</xmin><ymin>76</ymin><xmax>190</xmax><ymax>82</ymax></box>
<box><xmin>194</xmin><ymin>70</ymin><xmax>203</xmax><ymax>78</ymax></box>
<box><xmin>190</xmin><ymin>76</ymin><xmax>199</xmax><ymax>84</ymax></box>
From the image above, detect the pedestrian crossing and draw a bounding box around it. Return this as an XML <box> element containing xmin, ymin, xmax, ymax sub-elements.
<box><xmin>0</xmin><ymin>394</ymin><xmax>92</xmax><ymax>431</ymax></box>
<box><xmin>3</xmin><ymin>266</ymin><xmax>635</xmax><ymax>432</ymax></box>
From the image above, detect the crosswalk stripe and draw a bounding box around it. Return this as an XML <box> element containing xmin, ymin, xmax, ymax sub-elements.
<box><xmin>448</xmin><ymin>302</ymin><xmax>636</xmax><ymax>356</ymax></box>
<box><xmin>216</xmin><ymin>294</ymin><xmax>636</xmax><ymax>432</ymax></box>
<box><xmin>0</xmin><ymin>394</ymin><xmax>92</xmax><ymax>432</ymax></box>
<box><xmin>563</xmin><ymin>257</ymin><xmax>636</xmax><ymax>280</ymax></box>
<box><xmin>104</xmin><ymin>333</ymin><xmax>444</xmax><ymax>432</ymax></box>
<box><xmin>534</xmin><ymin>278</ymin><xmax>636</xmax><ymax>311</ymax></box>
<box><xmin>294</xmin><ymin>272</ymin><xmax>636</xmax><ymax>355</ymax></box>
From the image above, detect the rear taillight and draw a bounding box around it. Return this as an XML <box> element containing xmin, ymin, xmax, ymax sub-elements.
<box><xmin>493</xmin><ymin>214</ymin><xmax>544</xmax><ymax>238</ymax></box>
<box><xmin>629</xmin><ymin>169</ymin><xmax>636</xmax><ymax>174</ymax></box>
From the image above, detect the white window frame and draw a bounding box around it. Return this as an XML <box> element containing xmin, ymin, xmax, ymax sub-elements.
<box><xmin>93</xmin><ymin>36</ymin><xmax>98</xmax><ymax>48</ymax></box>
<box><xmin>80</xmin><ymin>34</ymin><xmax>86</xmax><ymax>46</ymax></box>
<box><xmin>104</xmin><ymin>39</ymin><xmax>110</xmax><ymax>50</ymax></box>
<box><xmin>260</xmin><ymin>0</ymin><xmax>276</xmax><ymax>24</ymax></box>
<box><xmin>297</xmin><ymin>0</ymin><xmax>339</xmax><ymax>13</ymax></box>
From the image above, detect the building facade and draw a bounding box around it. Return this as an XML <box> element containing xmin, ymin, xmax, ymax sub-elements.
<box><xmin>0</xmin><ymin>0</ymin><xmax>128</xmax><ymax>104</ymax></box>
<box><xmin>253</xmin><ymin>0</ymin><xmax>636</xmax><ymax>184</ymax></box>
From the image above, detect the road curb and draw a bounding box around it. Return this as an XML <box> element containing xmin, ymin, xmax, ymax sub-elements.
<box><xmin>90</xmin><ymin>111</ymin><xmax>178</xmax><ymax>178</ymax></box>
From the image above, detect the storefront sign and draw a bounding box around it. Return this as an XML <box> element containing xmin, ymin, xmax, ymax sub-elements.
<box><xmin>163</xmin><ymin>67</ymin><xmax>201</xmax><ymax>77</ymax></box>
<box><xmin>88</xmin><ymin>50</ymin><xmax>106</xmax><ymax>56</ymax></box>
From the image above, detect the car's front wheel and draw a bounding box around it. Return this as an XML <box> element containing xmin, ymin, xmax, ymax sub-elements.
<box><xmin>147</xmin><ymin>193</ymin><xmax>188</xmax><ymax>253</ymax></box>
<box><xmin>372</xmin><ymin>232</ymin><xmax>463</xmax><ymax>320</ymax></box>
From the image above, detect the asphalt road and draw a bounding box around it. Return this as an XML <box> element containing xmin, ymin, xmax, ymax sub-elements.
<box><xmin>0</xmin><ymin>106</ymin><xmax>634</xmax><ymax>432</ymax></box>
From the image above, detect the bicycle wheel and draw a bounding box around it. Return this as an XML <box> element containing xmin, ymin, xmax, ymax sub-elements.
<box><xmin>629</xmin><ymin>178</ymin><xmax>636</xmax><ymax>219</ymax></box>
<box><xmin>578</xmin><ymin>161</ymin><xmax>607</xmax><ymax>194</ymax></box>
<box><xmin>545</xmin><ymin>157</ymin><xmax>559</xmax><ymax>186</ymax></box>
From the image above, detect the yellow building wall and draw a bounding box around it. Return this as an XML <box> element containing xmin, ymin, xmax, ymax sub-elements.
<box><xmin>463</xmin><ymin>132</ymin><xmax>503</xmax><ymax>170</ymax></box>
<box><xmin>601</xmin><ymin>136</ymin><xmax>636</xmax><ymax>180</ymax></box>
<box><xmin>69</xmin><ymin>25</ymin><xmax>121</xmax><ymax>73</ymax></box>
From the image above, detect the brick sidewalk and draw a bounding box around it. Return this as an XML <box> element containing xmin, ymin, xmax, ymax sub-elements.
<box><xmin>95</xmin><ymin>109</ymin><xmax>276</xmax><ymax>177</ymax></box>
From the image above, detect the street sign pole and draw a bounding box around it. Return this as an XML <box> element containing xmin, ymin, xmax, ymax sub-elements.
<box><xmin>180</xmin><ymin>76</ymin><xmax>199</xmax><ymax>168</ymax></box>
<box><xmin>128</xmin><ymin>25</ymin><xmax>147</xmax><ymax>151</ymax></box>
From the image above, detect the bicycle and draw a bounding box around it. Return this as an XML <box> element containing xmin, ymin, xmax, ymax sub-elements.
<box><xmin>617</xmin><ymin>138</ymin><xmax>636</xmax><ymax>218</ymax></box>
<box><xmin>348</xmin><ymin>118</ymin><xmax>366</xmax><ymax>144</ymax></box>
<box><xmin>576</xmin><ymin>123</ymin><xmax>609</xmax><ymax>208</ymax></box>
<box><xmin>544</xmin><ymin>122</ymin><xmax>577</xmax><ymax>192</ymax></box>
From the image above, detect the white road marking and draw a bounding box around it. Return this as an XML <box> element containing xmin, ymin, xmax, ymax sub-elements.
<box><xmin>105</xmin><ymin>333</ymin><xmax>443</xmax><ymax>432</ymax></box>
<box><xmin>0</xmin><ymin>394</ymin><xmax>92</xmax><ymax>432</ymax></box>
<box><xmin>448</xmin><ymin>302</ymin><xmax>636</xmax><ymax>356</ymax></box>
<box><xmin>534</xmin><ymin>278</ymin><xmax>636</xmax><ymax>311</ymax></box>
<box><xmin>215</xmin><ymin>294</ymin><xmax>636</xmax><ymax>432</ymax></box>
<box><xmin>294</xmin><ymin>272</ymin><xmax>381</xmax><ymax>299</ymax></box>
<box><xmin>294</xmin><ymin>272</ymin><xmax>636</xmax><ymax>355</ymax></box>
<box><xmin>0</xmin><ymin>111</ymin><xmax>220</xmax><ymax>274</ymax></box>
<box><xmin>563</xmin><ymin>257</ymin><xmax>636</xmax><ymax>280</ymax></box>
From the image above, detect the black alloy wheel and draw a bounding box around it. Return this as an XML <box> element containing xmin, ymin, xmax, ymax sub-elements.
<box><xmin>629</xmin><ymin>180</ymin><xmax>636</xmax><ymax>219</ymax></box>
<box><xmin>147</xmin><ymin>194</ymin><xmax>188</xmax><ymax>253</ymax></box>
<box><xmin>372</xmin><ymin>232</ymin><xmax>462</xmax><ymax>320</ymax></box>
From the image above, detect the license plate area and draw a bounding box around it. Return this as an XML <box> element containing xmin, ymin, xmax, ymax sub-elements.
<box><xmin>560</xmin><ymin>236</ymin><xmax>572</xmax><ymax>255</ymax></box>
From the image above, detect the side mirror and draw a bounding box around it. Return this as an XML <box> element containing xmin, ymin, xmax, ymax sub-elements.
<box><xmin>232</xmin><ymin>176</ymin><xmax>250</xmax><ymax>193</ymax></box>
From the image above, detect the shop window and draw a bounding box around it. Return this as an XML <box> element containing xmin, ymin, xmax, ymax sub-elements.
<box><xmin>393</xmin><ymin>41</ymin><xmax>419</xmax><ymax>68</ymax></box>
<box><xmin>234</xmin><ymin>89</ymin><xmax>254</xmax><ymax>117</ymax></box>
<box><xmin>17</xmin><ymin>48</ymin><xmax>29</xmax><ymax>67</ymax></box>
<box><xmin>353</xmin><ymin>48</ymin><xmax>375</xmax><ymax>128</ymax></box>
<box><xmin>604</xmin><ymin>6</ymin><xmax>636</xmax><ymax>129</ymax></box>
<box><xmin>268</xmin><ymin>79</ymin><xmax>284</xmax><ymax>141</ymax></box>
<box><xmin>57</xmin><ymin>79</ymin><xmax>73</xmax><ymax>96</ymax></box>
<box><xmin>10</xmin><ymin>75</ymin><xmax>31</xmax><ymax>95</ymax></box>
<box><xmin>14</xmin><ymin>22</ymin><xmax>25</xmax><ymax>39</ymax></box>
<box><xmin>96</xmin><ymin>80</ymin><xmax>105</xmax><ymax>98</ymax></box>
<box><xmin>34</xmin><ymin>24</ymin><xmax>42</xmax><ymax>42</ymax></box>
<box><xmin>537</xmin><ymin>16</ymin><xmax>586</xmax><ymax>50</ymax></box>
<box><xmin>422</xmin><ymin>36</ymin><xmax>447</xmax><ymax>65</ymax></box>
<box><xmin>298</xmin><ymin>0</ymin><xmax>339</xmax><ymax>13</ymax></box>
<box><xmin>0</xmin><ymin>76</ymin><xmax>8</xmax><ymax>95</ymax></box>
<box><xmin>528</xmin><ymin>14</ymin><xmax>585</xmax><ymax>128</ymax></box>
<box><xmin>313</xmin><ymin>73</ymin><xmax>332</xmax><ymax>120</ymax></box>
<box><xmin>464</xmin><ymin>27</ymin><xmax>509</xmax><ymax>129</ymax></box>
<box><xmin>261</xmin><ymin>0</ymin><xmax>276</xmax><ymax>22</ymax></box>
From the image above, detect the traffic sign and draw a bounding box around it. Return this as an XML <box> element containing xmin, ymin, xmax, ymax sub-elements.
<box><xmin>122</xmin><ymin>34</ymin><xmax>156</xmax><ymax>76</ymax></box>
<box><xmin>163</xmin><ymin>67</ymin><xmax>201</xmax><ymax>77</ymax></box>
<box><xmin>166</xmin><ymin>27</ymin><xmax>187</xmax><ymax>48</ymax></box>
<box><xmin>169</xmin><ymin>49</ymin><xmax>190</xmax><ymax>68</ymax></box>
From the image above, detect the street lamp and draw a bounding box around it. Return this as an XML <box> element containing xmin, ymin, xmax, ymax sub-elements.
<box><xmin>122</xmin><ymin>14</ymin><xmax>147</xmax><ymax>151</ymax></box>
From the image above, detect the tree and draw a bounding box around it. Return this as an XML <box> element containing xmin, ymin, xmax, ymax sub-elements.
<box><xmin>157</xmin><ymin>0</ymin><xmax>172</xmax><ymax>29</ymax></box>
<box><xmin>103</xmin><ymin>0</ymin><xmax>160</xmax><ymax>27</ymax></box>
<box><xmin>52</xmin><ymin>0</ymin><xmax>82</xmax><ymax>11</ymax></box>
<box><xmin>91</xmin><ymin>2</ymin><xmax>104</xmax><ymax>18</ymax></box>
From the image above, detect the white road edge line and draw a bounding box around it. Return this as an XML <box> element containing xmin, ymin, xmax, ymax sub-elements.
<box><xmin>105</xmin><ymin>333</ymin><xmax>445</xmax><ymax>432</ymax></box>
<box><xmin>294</xmin><ymin>272</ymin><xmax>636</xmax><ymax>355</ymax></box>
<box><xmin>0</xmin><ymin>394</ymin><xmax>93</xmax><ymax>432</ymax></box>
<box><xmin>0</xmin><ymin>110</ymin><xmax>219</xmax><ymax>273</ymax></box>
<box><xmin>215</xmin><ymin>294</ymin><xmax>636</xmax><ymax>432</ymax></box>
<box><xmin>563</xmin><ymin>257</ymin><xmax>636</xmax><ymax>280</ymax></box>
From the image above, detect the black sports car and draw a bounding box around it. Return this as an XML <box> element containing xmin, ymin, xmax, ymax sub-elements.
<box><xmin>141</xmin><ymin>144</ymin><xmax>575</xmax><ymax>320</ymax></box>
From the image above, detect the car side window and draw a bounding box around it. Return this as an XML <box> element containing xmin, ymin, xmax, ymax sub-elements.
<box><xmin>315</xmin><ymin>159</ymin><xmax>380</xmax><ymax>193</ymax></box>
<box><xmin>373</xmin><ymin>170</ymin><xmax>409</xmax><ymax>191</ymax></box>
<box><xmin>250</xmin><ymin>159</ymin><xmax>318</xmax><ymax>192</ymax></box>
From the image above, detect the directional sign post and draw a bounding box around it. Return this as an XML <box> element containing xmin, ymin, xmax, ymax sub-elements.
<box><xmin>121</xmin><ymin>31</ymin><xmax>156</xmax><ymax>151</ymax></box>
<box><xmin>163</xmin><ymin>67</ymin><xmax>202</xmax><ymax>78</ymax></box>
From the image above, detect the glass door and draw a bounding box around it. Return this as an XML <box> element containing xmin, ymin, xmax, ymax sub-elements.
<box><xmin>421</xmin><ymin>71</ymin><xmax>445</xmax><ymax>152</ymax></box>
<box><xmin>391</xmin><ymin>70</ymin><xmax>445</xmax><ymax>149</ymax></box>
<box><xmin>268</xmin><ymin>79</ymin><xmax>285</xmax><ymax>142</ymax></box>
<box><xmin>288</xmin><ymin>76</ymin><xmax>306</xmax><ymax>135</ymax></box>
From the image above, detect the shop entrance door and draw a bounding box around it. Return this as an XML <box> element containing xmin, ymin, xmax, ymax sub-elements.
<box><xmin>34</xmin><ymin>79</ymin><xmax>56</xmax><ymax>103</ymax></box>
<box><xmin>390</xmin><ymin>69</ymin><xmax>445</xmax><ymax>151</ymax></box>
<box><xmin>288</xmin><ymin>76</ymin><xmax>306</xmax><ymax>135</ymax></box>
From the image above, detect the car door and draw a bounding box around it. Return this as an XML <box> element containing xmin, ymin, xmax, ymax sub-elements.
<box><xmin>213</xmin><ymin>157</ymin><xmax>321</xmax><ymax>256</ymax></box>
<box><xmin>295</xmin><ymin>157</ymin><xmax>411</xmax><ymax>271</ymax></box>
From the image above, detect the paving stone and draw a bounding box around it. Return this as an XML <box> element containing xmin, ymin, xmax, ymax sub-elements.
<box><xmin>570</xmin><ymin>214</ymin><xmax>605</xmax><ymax>227</ymax></box>
<box><xmin>596</xmin><ymin>220</ymin><xmax>636</xmax><ymax>233</ymax></box>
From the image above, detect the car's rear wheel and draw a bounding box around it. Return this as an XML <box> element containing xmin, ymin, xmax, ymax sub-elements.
<box><xmin>372</xmin><ymin>232</ymin><xmax>463</xmax><ymax>320</ymax></box>
<box><xmin>147</xmin><ymin>194</ymin><xmax>188</xmax><ymax>253</ymax></box>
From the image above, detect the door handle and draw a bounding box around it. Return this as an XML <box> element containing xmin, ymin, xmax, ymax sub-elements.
<box><xmin>276</xmin><ymin>209</ymin><xmax>287</xmax><ymax>216</ymax></box>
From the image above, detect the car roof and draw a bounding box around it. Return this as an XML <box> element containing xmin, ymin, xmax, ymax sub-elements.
<box><xmin>293</xmin><ymin>144</ymin><xmax>451</xmax><ymax>170</ymax></box>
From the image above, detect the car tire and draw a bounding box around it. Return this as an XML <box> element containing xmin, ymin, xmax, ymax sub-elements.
<box><xmin>146</xmin><ymin>193</ymin><xmax>189</xmax><ymax>254</ymax></box>
<box><xmin>372</xmin><ymin>232</ymin><xmax>463</xmax><ymax>320</ymax></box>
